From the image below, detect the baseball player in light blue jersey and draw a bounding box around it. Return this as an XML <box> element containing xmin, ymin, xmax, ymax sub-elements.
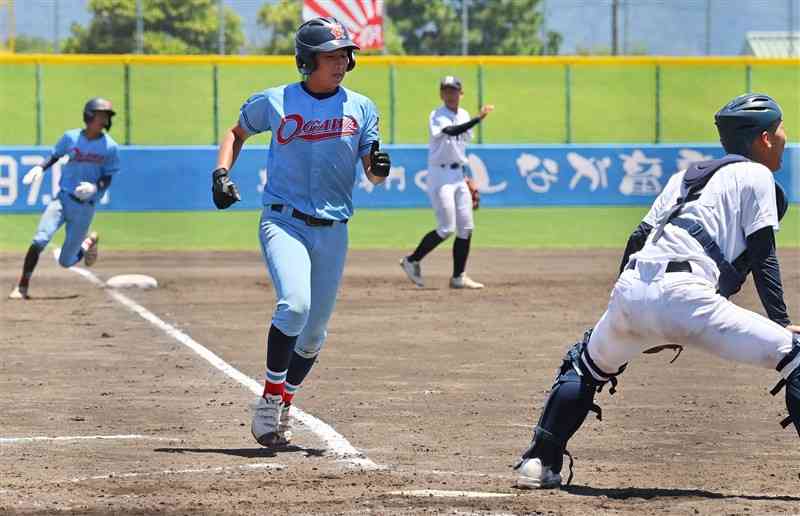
<box><xmin>9</xmin><ymin>98</ymin><xmax>119</xmax><ymax>300</ymax></box>
<box><xmin>211</xmin><ymin>17</ymin><xmax>391</xmax><ymax>448</ymax></box>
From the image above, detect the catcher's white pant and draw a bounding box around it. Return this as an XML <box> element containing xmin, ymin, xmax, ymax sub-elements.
<box><xmin>587</xmin><ymin>258</ymin><xmax>795</xmax><ymax>376</ymax></box>
<box><xmin>427</xmin><ymin>165</ymin><xmax>473</xmax><ymax>239</ymax></box>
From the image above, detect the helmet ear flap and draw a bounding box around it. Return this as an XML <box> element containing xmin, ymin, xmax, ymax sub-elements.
<box><xmin>296</xmin><ymin>43</ymin><xmax>318</xmax><ymax>75</ymax></box>
<box><xmin>83</xmin><ymin>110</ymin><xmax>114</xmax><ymax>131</ymax></box>
<box><xmin>346</xmin><ymin>49</ymin><xmax>356</xmax><ymax>71</ymax></box>
<box><xmin>296</xmin><ymin>55</ymin><xmax>309</xmax><ymax>75</ymax></box>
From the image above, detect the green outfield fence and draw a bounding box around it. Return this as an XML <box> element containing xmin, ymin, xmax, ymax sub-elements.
<box><xmin>1</xmin><ymin>54</ymin><xmax>798</xmax><ymax>146</ymax></box>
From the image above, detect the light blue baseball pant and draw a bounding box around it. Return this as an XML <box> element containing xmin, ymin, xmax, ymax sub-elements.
<box><xmin>32</xmin><ymin>191</ymin><xmax>95</xmax><ymax>267</ymax></box>
<box><xmin>258</xmin><ymin>205</ymin><xmax>349</xmax><ymax>359</ymax></box>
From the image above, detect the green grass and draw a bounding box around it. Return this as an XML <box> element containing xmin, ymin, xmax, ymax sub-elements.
<box><xmin>1</xmin><ymin>62</ymin><xmax>797</xmax><ymax>145</ymax></box>
<box><xmin>1</xmin><ymin>206</ymin><xmax>798</xmax><ymax>252</ymax></box>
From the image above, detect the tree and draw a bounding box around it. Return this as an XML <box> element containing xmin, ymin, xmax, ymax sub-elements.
<box><xmin>257</xmin><ymin>0</ymin><xmax>302</xmax><ymax>54</ymax></box>
<box><xmin>62</xmin><ymin>0</ymin><xmax>244</xmax><ymax>54</ymax></box>
<box><xmin>469</xmin><ymin>0</ymin><xmax>560</xmax><ymax>55</ymax></box>
<box><xmin>12</xmin><ymin>35</ymin><xmax>55</xmax><ymax>54</ymax></box>
<box><xmin>256</xmin><ymin>0</ymin><xmax>404</xmax><ymax>55</ymax></box>
<box><xmin>385</xmin><ymin>0</ymin><xmax>561</xmax><ymax>55</ymax></box>
<box><xmin>254</xmin><ymin>0</ymin><xmax>554</xmax><ymax>56</ymax></box>
<box><xmin>385</xmin><ymin>0</ymin><xmax>462</xmax><ymax>55</ymax></box>
<box><xmin>380</xmin><ymin>17</ymin><xmax>406</xmax><ymax>55</ymax></box>
<box><xmin>256</xmin><ymin>0</ymin><xmax>299</xmax><ymax>55</ymax></box>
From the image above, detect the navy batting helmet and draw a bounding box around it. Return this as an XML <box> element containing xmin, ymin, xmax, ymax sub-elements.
<box><xmin>714</xmin><ymin>93</ymin><xmax>782</xmax><ymax>158</ymax></box>
<box><xmin>295</xmin><ymin>17</ymin><xmax>359</xmax><ymax>75</ymax></box>
<box><xmin>83</xmin><ymin>97</ymin><xmax>116</xmax><ymax>131</ymax></box>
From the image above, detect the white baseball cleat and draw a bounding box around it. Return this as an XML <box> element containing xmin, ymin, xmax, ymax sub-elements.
<box><xmin>450</xmin><ymin>274</ymin><xmax>484</xmax><ymax>289</ymax></box>
<box><xmin>399</xmin><ymin>257</ymin><xmax>424</xmax><ymax>287</ymax></box>
<box><xmin>514</xmin><ymin>457</ymin><xmax>562</xmax><ymax>489</ymax></box>
<box><xmin>83</xmin><ymin>232</ymin><xmax>99</xmax><ymax>267</ymax></box>
<box><xmin>8</xmin><ymin>285</ymin><xmax>29</xmax><ymax>300</ymax></box>
<box><xmin>251</xmin><ymin>394</ymin><xmax>288</xmax><ymax>447</ymax></box>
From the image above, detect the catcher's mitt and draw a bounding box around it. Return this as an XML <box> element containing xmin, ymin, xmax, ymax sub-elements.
<box><xmin>466</xmin><ymin>178</ymin><xmax>480</xmax><ymax>209</ymax></box>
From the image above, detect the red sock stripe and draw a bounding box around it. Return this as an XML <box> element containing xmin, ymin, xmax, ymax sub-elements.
<box><xmin>263</xmin><ymin>380</ymin><xmax>284</xmax><ymax>397</ymax></box>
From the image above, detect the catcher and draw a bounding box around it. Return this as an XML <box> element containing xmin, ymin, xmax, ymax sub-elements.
<box><xmin>400</xmin><ymin>76</ymin><xmax>492</xmax><ymax>289</ymax></box>
<box><xmin>514</xmin><ymin>93</ymin><xmax>800</xmax><ymax>489</ymax></box>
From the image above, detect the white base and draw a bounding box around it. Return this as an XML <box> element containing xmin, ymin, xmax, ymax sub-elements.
<box><xmin>105</xmin><ymin>274</ymin><xmax>158</xmax><ymax>289</ymax></box>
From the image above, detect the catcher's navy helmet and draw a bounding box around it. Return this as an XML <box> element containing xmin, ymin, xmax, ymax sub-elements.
<box><xmin>714</xmin><ymin>93</ymin><xmax>782</xmax><ymax>157</ymax></box>
<box><xmin>295</xmin><ymin>17</ymin><xmax>359</xmax><ymax>75</ymax></box>
<box><xmin>776</xmin><ymin>181</ymin><xmax>789</xmax><ymax>222</ymax></box>
<box><xmin>83</xmin><ymin>97</ymin><xmax>116</xmax><ymax>130</ymax></box>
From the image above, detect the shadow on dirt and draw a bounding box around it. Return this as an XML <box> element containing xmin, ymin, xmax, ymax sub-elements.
<box><xmin>153</xmin><ymin>445</ymin><xmax>326</xmax><ymax>459</ymax></box>
<box><xmin>563</xmin><ymin>484</ymin><xmax>800</xmax><ymax>502</ymax></box>
<box><xmin>25</xmin><ymin>295</ymin><xmax>81</xmax><ymax>301</ymax></box>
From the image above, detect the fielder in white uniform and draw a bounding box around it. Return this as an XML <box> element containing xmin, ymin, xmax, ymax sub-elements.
<box><xmin>514</xmin><ymin>93</ymin><xmax>800</xmax><ymax>489</ymax></box>
<box><xmin>400</xmin><ymin>76</ymin><xmax>493</xmax><ymax>289</ymax></box>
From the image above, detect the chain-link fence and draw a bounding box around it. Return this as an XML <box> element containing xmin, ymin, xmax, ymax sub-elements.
<box><xmin>1</xmin><ymin>55</ymin><xmax>797</xmax><ymax>146</ymax></box>
<box><xmin>544</xmin><ymin>0</ymin><xmax>797</xmax><ymax>56</ymax></box>
<box><xmin>4</xmin><ymin>0</ymin><xmax>799</xmax><ymax>56</ymax></box>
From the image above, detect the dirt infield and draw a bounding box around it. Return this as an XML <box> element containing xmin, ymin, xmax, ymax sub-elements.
<box><xmin>2</xmin><ymin>248</ymin><xmax>799</xmax><ymax>515</ymax></box>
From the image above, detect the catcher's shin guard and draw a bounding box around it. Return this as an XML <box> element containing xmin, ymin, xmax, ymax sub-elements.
<box><xmin>772</xmin><ymin>335</ymin><xmax>800</xmax><ymax>436</ymax></box>
<box><xmin>517</xmin><ymin>330</ymin><xmax>626</xmax><ymax>484</ymax></box>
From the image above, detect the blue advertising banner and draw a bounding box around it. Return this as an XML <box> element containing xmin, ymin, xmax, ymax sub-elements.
<box><xmin>0</xmin><ymin>144</ymin><xmax>796</xmax><ymax>213</ymax></box>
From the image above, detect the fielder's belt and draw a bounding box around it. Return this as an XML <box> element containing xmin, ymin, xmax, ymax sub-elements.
<box><xmin>270</xmin><ymin>204</ymin><xmax>347</xmax><ymax>226</ymax></box>
<box><xmin>68</xmin><ymin>193</ymin><xmax>95</xmax><ymax>206</ymax></box>
<box><xmin>626</xmin><ymin>259</ymin><xmax>692</xmax><ymax>273</ymax></box>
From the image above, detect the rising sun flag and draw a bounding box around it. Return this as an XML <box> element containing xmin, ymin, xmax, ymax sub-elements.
<box><xmin>302</xmin><ymin>0</ymin><xmax>384</xmax><ymax>51</ymax></box>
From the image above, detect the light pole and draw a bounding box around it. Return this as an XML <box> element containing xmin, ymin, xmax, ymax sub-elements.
<box><xmin>135</xmin><ymin>0</ymin><xmax>143</xmax><ymax>53</ymax></box>
<box><xmin>218</xmin><ymin>0</ymin><xmax>225</xmax><ymax>55</ymax></box>
<box><xmin>611</xmin><ymin>0</ymin><xmax>619</xmax><ymax>55</ymax></box>
<box><xmin>461</xmin><ymin>0</ymin><xmax>468</xmax><ymax>55</ymax></box>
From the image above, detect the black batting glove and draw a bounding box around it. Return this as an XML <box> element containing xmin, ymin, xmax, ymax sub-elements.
<box><xmin>212</xmin><ymin>167</ymin><xmax>240</xmax><ymax>209</ymax></box>
<box><xmin>370</xmin><ymin>141</ymin><xmax>391</xmax><ymax>178</ymax></box>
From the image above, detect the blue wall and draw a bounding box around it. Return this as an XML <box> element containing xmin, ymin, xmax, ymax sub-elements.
<box><xmin>0</xmin><ymin>144</ymin><xmax>797</xmax><ymax>213</ymax></box>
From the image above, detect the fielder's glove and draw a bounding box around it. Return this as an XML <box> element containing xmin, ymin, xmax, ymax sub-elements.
<box><xmin>73</xmin><ymin>181</ymin><xmax>98</xmax><ymax>201</ymax></box>
<box><xmin>466</xmin><ymin>178</ymin><xmax>480</xmax><ymax>210</ymax></box>
<box><xmin>212</xmin><ymin>167</ymin><xmax>240</xmax><ymax>209</ymax></box>
<box><xmin>370</xmin><ymin>141</ymin><xmax>391</xmax><ymax>178</ymax></box>
<box><xmin>22</xmin><ymin>165</ymin><xmax>44</xmax><ymax>185</ymax></box>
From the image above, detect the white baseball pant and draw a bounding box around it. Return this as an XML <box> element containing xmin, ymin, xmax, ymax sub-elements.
<box><xmin>586</xmin><ymin>258</ymin><xmax>794</xmax><ymax>377</ymax></box>
<box><xmin>427</xmin><ymin>166</ymin><xmax>473</xmax><ymax>240</ymax></box>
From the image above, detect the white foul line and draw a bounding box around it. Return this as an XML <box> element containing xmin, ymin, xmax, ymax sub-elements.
<box><xmin>70</xmin><ymin>462</ymin><xmax>286</xmax><ymax>483</ymax></box>
<box><xmin>403</xmin><ymin>468</ymin><xmax>510</xmax><ymax>480</ymax></box>
<box><xmin>388</xmin><ymin>489</ymin><xmax>514</xmax><ymax>499</ymax></box>
<box><xmin>68</xmin><ymin>266</ymin><xmax>379</xmax><ymax>470</ymax></box>
<box><xmin>0</xmin><ymin>434</ymin><xmax>175</xmax><ymax>444</ymax></box>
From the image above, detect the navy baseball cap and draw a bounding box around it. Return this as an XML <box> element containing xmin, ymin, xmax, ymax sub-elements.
<box><xmin>440</xmin><ymin>76</ymin><xmax>462</xmax><ymax>90</ymax></box>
